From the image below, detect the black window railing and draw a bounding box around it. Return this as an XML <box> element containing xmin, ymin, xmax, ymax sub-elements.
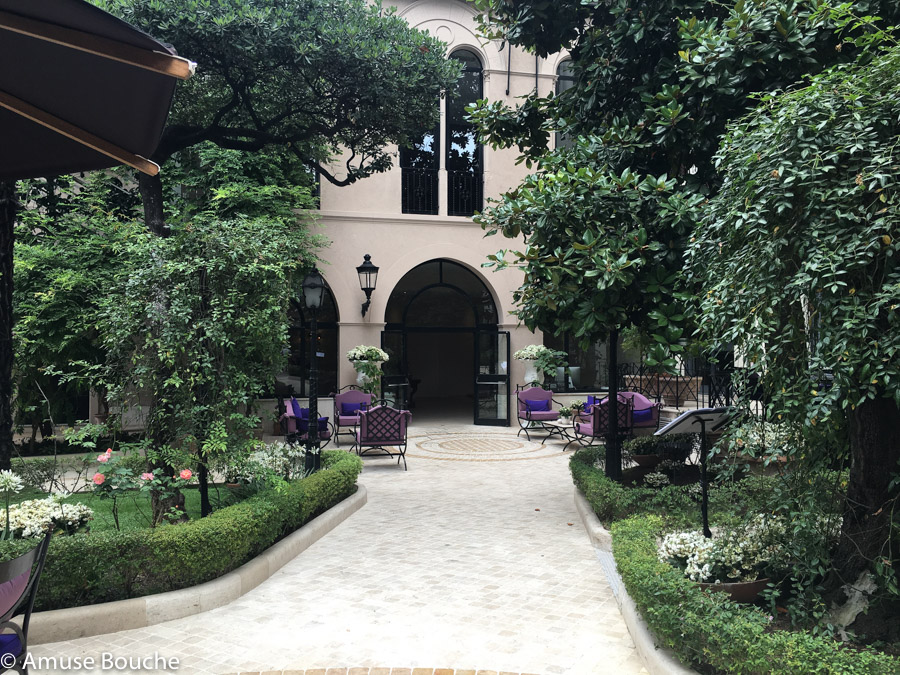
<box><xmin>448</xmin><ymin>170</ymin><xmax>483</xmax><ymax>217</ymax></box>
<box><xmin>401</xmin><ymin>168</ymin><xmax>438</xmax><ymax>215</ymax></box>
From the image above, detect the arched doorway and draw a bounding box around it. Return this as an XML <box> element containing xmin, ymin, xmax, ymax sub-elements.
<box><xmin>383</xmin><ymin>259</ymin><xmax>509</xmax><ymax>425</ymax></box>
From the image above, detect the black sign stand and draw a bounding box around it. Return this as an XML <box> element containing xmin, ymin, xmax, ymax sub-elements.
<box><xmin>656</xmin><ymin>407</ymin><xmax>731</xmax><ymax>537</ymax></box>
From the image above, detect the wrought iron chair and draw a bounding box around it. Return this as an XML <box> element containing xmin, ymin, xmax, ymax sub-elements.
<box><xmin>619</xmin><ymin>391</ymin><xmax>661</xmax><ymax>431</ymax></box>
<box><xmin>0</xmin><ymin>532</ymin><xmax>51</xmax><ymax>674</ymax></box>
<box><xmin>352</xmin><ymin>404</ymin><xmax>412</xmax><ymax>470</ymax></box>
<box><xmin>574</xmin><ymin>395</ymin><xmax>634</xmax><ymax>447</ymax></box>
<box><xmin>279</xmin><ymin>399</ymin><xmax>332</xmax><ymax>449</ymax></box>
<box><xmin>516</xmin><ymin>386</ymin><xmax>560</xmax><ymax>441</ymax></box>
<box><xmin>332</xmin><ymin>389</ymin><xmax>374</xmax><ymax>447</ymax></box>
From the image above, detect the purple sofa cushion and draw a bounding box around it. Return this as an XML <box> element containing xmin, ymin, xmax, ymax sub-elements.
<box><xmin>576</xmin><ymin>422</ymin><xmax>593</xmax><ymax>436</ymax></box>
<box><xmin>526</xmin><ymin>410</ymin><xmax>559</xmax><ymax>421</ymax></box>
<box><xmin>341</xmin><ymin>402</ymin><xmax>367</xmax><ymax>416</ymax></box>
<box><xmin>633</xmin><ymin>408</ymin><xmax>655</xmax><ymax>424</ymax></box>
<box><xmin>524</xmin><ymin>399</ymin><xmax>550</xmax><ymax>412</ymax></box>
<box><xmin>338</xmin><ymin>415</ymin><xmax>361</xmax><ymax>427</ymax></box>
<box><xmin>290</xmin><ymin>398</ymin><xmax>310</xmax><ymax>419</ymax></box>
<box><xmin>0</xmin><ymin>633</ymin><xmax>22</xmax><ymax>658</ymax></box>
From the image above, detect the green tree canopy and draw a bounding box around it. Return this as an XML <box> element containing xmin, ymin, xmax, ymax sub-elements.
<box><xmin>92</xmin><ymin>0</ymin><xmax>461</xmax><ymax>232</ymax></box>
<box><xmin>687</xmin><ymin>41</ymin><xmax>900</xmax><ymax>589</ymax></box>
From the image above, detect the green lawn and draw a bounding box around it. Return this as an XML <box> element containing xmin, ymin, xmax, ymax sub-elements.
<box><xmin>7</xmin><ymin>485</ymin><xmax>241</xmax><ymax>532</ymax></box>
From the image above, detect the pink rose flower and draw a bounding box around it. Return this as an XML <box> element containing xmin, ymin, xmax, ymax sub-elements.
<box><xmin>140</xmin><ymin>472</ymin><xmax>154</xmax><ymax>481</ymax></box>
<box><xmin>92</xmin><ymin>473</ymin><xmax>106</xmax><ymax>485</ymax></box>
<box><xmin>105</xmin><ymin>448</ymin><xmax>113</xmax><ymax>455</ymax></box>
<box><xmin>96</xmin><ymin>453</ymin><xmax>109</xmax><ymax>463</ymax></box>
<box><xmin>179</xmin><ymin>469</ymin><xmax>193</xmax><ymax>480</ymax></box>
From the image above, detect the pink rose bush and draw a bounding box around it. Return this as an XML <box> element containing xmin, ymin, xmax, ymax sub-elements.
<box><xmin>92</xmin><ymin>473</ymin><xmax>106</xmax><ymax>485</ymax></box>
<box><xmin>179</xmin><ymin>469</ymin><xmax>192</xmax><ymax>480</ymax></box>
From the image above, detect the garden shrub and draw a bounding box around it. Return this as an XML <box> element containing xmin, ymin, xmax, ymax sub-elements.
<box><xmin>612</xmin><ymin>517</ymin><xmax>899</xmax><ymax>674</ymax></box>
<box><xmin>0</xmin><ymin>450</ymin><xmax>362</xmax><ymax>610</ymax></box>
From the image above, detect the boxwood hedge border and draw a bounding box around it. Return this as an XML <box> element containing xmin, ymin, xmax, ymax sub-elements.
<box><xmin>0</xmin><ymin>450</ymin><xmax>363</xmax><ymax>612</ymax></box>
<box><xmin>572</xmin><ymin>447</ymin><xmax>899</xmax><ymax>674</ymax></box>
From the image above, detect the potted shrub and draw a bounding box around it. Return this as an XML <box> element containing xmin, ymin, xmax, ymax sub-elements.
<box><xmin>513</xmin><ymin>345</ymin><xmax>567</xmax><ymax>386</ymax></box>
<box><xmin>346</xmin><ymin>345</ymin><xmax>389</xmax><ymax>396</ymax></box>
<box><xmin>657</xmin><ymin>514</ymin><xmax>791</xmax><ymax>602</ymax></box>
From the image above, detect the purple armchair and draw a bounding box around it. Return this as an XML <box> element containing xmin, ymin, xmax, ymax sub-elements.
<box><xmin>333</xmin><ymin>389</ymin><xmax>375</xmax><ymax>447</ymax></box>
<box><xmin>574</xmin><ymin>395</ymin><xmax>633</xmax><ymax>447</ymax></box>
<box><xmin>280</xmin><ymin>399</ymin><xmax>332</xmax><ymax>448</ymax></box>
<box><xmin>353</xmin><ymin>405</ymin><xmax>412</xmax><ymax>470</ymax></box>
<box><xmin>516</xmin><ymin>386</ymin><xmax>560</xmax><ymax>441</ymax></box>
<box><xmin>620</xmin><ymin>391</ymin><xmax>661</xmax><ymax>430</ymax></box>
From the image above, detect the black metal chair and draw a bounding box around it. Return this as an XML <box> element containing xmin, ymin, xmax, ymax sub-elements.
<box><xmin>0</xmin><ymin>532</ymin><xmax>52</xmax><ymax>674</ymax></box>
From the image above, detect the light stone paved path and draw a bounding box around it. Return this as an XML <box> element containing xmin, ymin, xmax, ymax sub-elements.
<box><xmin>31</xmin><ymin>424</ymin><xmax>645</xmax><ymax>675</ymax></box>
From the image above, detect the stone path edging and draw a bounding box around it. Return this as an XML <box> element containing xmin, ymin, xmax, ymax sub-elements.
<box><xmin>28</xmin><ymin>485</ymin><xmax>368</xmax><ymax>645</ymax></box>
<box><xmin>574</xmin><ymin>488</ymin><xmax>696</xmax><ymax>675</ymax></box>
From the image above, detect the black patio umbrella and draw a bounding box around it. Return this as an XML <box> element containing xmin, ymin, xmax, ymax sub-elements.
<box><xmin>0</xmin><ymin>0</ymin><xmax>194</xmax><ymax>467</ymax></box>
<box><xmin>0</xmin><ymin>0</ymin><xmax>194</xmax><ymax>179</ymax></box>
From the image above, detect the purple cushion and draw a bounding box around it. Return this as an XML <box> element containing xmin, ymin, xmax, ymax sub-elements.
<box><xmin>290</xmin><ymin>398</ymin><xmax>305</xmax><ymax>419</ymax></box>
<box><xmin>577</xmin><ymin>422</ymin><xmax>593</xmax><ymax>435</ymax></box>
<box><xmin>0</xmin><ymin>633</ymin><xmax>22</xmax><ymax>658</ymax></box>
<box><xmin>633</xmin><ymin>408</ymin><xmax>655</xmax><ymax>424</ymax></box>
<box><xmin>338</xmin><ymin>415</ymin><xmax>360</xmax><ymax>427</ymax></box>
<box><xmin>526</xmin><ymin>410</ymin><xmax>559</xmax><ymax>421</ymax></box>
<box><xmin>341</xmin><ymin>402</ymin><xmax>367</xmax><ymax>416</ymax></box>
<box><xmin>587</xmin><ymin>396</ymin><xmax>597</xmax><ymax>407</ymax></box>
<box><xmin>0</xmin><ymin>569</ymin><xmax>29</xmax><ymax>618</ymax></box>
<box><xmin>525</xmin><ymin>399</ymin><xmax>550</xmax><ymax>412</ymax></box>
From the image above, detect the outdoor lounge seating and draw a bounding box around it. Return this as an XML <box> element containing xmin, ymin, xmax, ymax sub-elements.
<box><xmin>333</xmin><ymin>389</ymin><xmax>375</xmax><ymax>447</ymax></box>
<box><xmin>280</xmin><ymin>398</ymin><xmax>333</xmax><ymax>449</ymax></box>
<box><xmin>0</xmin><ymin>532</ymin><xmax>51</xmax><ymax>675</ymax></box>
<box><xmin>574</xmin><ymin>394</ymin><xmax>633</xmax><ymax>447</ymax></box>
<box><xmin>620</xmin><ymin>391</ymin><xmax>661</xmax><ymax>430</ymax></box>
<box><xmin>353</xmin><ymin>404</ymin><xmax>412</xmax><ymax>470</ymax></box>
<box><xmin>516</xmin><ymin>386</ymin><xmax>560</xmax><ymax>441</ymax></box>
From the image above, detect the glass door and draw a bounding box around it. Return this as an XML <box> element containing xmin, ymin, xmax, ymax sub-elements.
<box><xmin>380</xmin><ymin>329</ymin><xmax>409</xmax><ymax>409</ymax></box>
<box><xmin>474</xmin><ymin>330</ymin><xmax>510</xmax><ymax>426</ymax></box>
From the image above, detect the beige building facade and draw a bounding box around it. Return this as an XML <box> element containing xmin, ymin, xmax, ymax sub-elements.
<box><xmin>283</xmin><ymin>0</ymin><xmax>576</xmax><ymax>425</ymax></box>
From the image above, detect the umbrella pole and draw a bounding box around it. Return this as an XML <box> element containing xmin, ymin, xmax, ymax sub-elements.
<box><xmin>0</xmin><ymin>180</ymin><xmax>16</xmax><ymax>471</ymax></box>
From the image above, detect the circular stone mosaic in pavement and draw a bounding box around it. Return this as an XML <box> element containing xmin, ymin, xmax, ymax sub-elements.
<box><xmin>407</xmin><ymin>432</ymin><xmax>572</xmax><ymax>461</ymax></box>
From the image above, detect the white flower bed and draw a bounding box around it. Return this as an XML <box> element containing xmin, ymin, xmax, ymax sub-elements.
<box><xmin>513</xmin><ymin>344</ymin><xmax>553</xmax><ymax>360</ymax></box>
<box><xmin>4</xmin><ymin>497</ymin><xmax>93</xmax><ymax>538</ymax></box>
<box><xmin>658</xmin><ymin>514</ymin><xmax>789</xmax><ymax>583</ymax></box>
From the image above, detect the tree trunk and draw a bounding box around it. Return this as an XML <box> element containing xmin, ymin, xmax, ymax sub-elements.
<box><xmin>605</xmin><ymin>327</ymin><xmax>622</xmax><ymax>481</ymax></box>
<box><xmin>0</xmin><ymin>181</ymin><xmax>17</xmax><ymax>471</ymax></box>
<box><xmin>139</xmin><ymin>172</ymin><xmax>169</xmax><ymax>238</ymax></box>
<box><xmin>832</xmin><ymin>397</ymin><xmax>900</xmax><ymax>585</ymax></box>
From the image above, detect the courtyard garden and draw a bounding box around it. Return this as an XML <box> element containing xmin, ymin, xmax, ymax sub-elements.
<box><xmin>0</xmin><ymin>0</ymin><xmax>898</xmax><ymax>673</ymax></box>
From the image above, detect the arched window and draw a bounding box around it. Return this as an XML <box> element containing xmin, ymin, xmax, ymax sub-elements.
<box><xmin>400</xmin><ymin>110</ymin><xmax>439</xmax><ymax>215</ymax></box>
<box><xmin>279</xmin><ymin>283</ymin><xmax>339</xmax><ymax>397</ymax></box>
<box><xmin>446</xmin><ymin>49</ymin><xmax>483</xmax><ymax>216</ymax></box>
<box><xmin>555</xmin><ymin>59</ymin><xmax>576</xmax><ymax>150</ymax></box>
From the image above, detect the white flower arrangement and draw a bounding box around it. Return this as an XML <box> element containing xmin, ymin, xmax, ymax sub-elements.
<box><xmin>3</xmin><ymin>497</ymin><xmax>93</xmax><ymax>538</ymax></box>
<box><xmin>346</xmin><ymin>345</ymin><xmax>389</xmax><ymax>362</ymax></box>
<box><xmin>644</xmin><ymin>472</ymin><xmax>671</xmax><ymax>488</ymax></box>
<box><xmin>513</xmin><ymin>344</ymin><xmax>553</xmax><ymax>360</ymax></box>
<box><xmin>658</xmin><ymin>514</ymin><xmax>789</xmax><ymax>583</ymax></box>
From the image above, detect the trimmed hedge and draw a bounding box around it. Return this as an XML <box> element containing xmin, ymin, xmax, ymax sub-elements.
<box><xmin>570</xmin><ymin>446</ymin><xmax>774</xmax><ymax>528</ymax></box>
<box><xmin>612</xmin><ymin>517</ymin><xmax>899</xmax><ymax>675</ymax></box>
<box><xmin>0</xmin><ymin>450</ymin><xmax>362</xmax><ymax>611</ymax></box>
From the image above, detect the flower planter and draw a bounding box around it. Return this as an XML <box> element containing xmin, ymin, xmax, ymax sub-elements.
<box><xmin>522</xmin><ymin>359</ymin><xmax>540</xmax><ymax>385</ymax></box>
<box><xmin>698</xmin><ymin>577</ymin><xmax>770</xmax><ymax>603</ymax></box>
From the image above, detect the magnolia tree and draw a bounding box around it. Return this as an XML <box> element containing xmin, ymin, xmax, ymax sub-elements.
<box><xmin>688</xmin><ymin>43</ymin><xmax>900</xmax><ymax>594</ymax></box>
